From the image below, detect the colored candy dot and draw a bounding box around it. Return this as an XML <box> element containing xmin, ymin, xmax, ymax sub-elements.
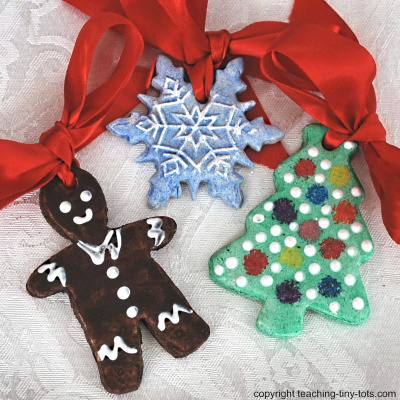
<box><xmin>295</xmin><ymin>271</ymin><xmax>305</xmax><ymax>282</ymax></box>
<box><xmin>351</xmin><ymin>222</ymin><xmax>363</xmax><ymax>233</ymax></box>
<box><xmin>294</xmin><ymin>159</ymin><xmax>316</xmax><ymax>178</ymax></box>
<box><xmin>279</xmin><ymin>247</ymin><xmax>304</xmax><ymax>269</ymax></box>
<box><xmin>318</xmin><ymin>276</ymin><xmax>342</xmax><ymax>297</ymax></box>
<box><xmin>304</xmin><ymin>244</ymin><xmax>317</xmax><ymax>257</ymax></box>
<box><xmin>344</xmin><ymin>274</ymin><xmax>356</xmax><ymax>286</ymax></box>
<box><xmin>352</xmin><ymin>297</ymin><xmax>365</xmax><ymax>310</ymax></box>
<box><xmin>59</xmin><ymin>201</ymin><xmax>72</xmax><ymax>213</ymax></box>
<box><xmin>309</xmin><ymin>263</ymin><xmax>321</xmax><ymax>275</ymax></box>
<box><xmin>299</xmin><ymin>220</ymin><xmax>321</xmax><ymax>242</ymax></box>
<box><xmin>255</xmin><ymin>232</ymin><xmax>267</xmax><ymax>243</ymax></box>
<box><xmin>290</xmin><ymin>187</ymin><xmax>302</xmax><ymax>198</ymax></box>
<box><xmin>270</xmin><ymin>242</ymin><xmax>281</xmax><ymax>254</ymax></box>
<box><xmin>299</xmin><ymin>203</ymin><xmax>311</xmax><ymax>214</ymax></box>
<box><xmin>276</xmin><ymin>280</ymin><xmax>302</xmax><ymax>304</ymax></box>
<box><xmin>126</xmin><ymin>306</ymin><xmax>138</xmax><ymax>318</ymax></box>
<box><xmin>264</xmin><ymin>201</ymin><xmax>274</xmax><ymax>211</ymax></box>
<box><xmin>330</xmin><ymin>260</ymin><xmax>342</xmax><ymax>272</ymax></box>
<box><xmin>338</xmin><ymin>229</ymin><xmax>350</xmax><ymax>240</ymax></box>
<box><xmin>236</xmin><ymin>276</ymin><xmax>248</xmax><ymax>288</ymax></box>
<box><xmin>273</xmin><ymin>198</ymin><xmax>298</xmax><ymax>224</ymax></box>
<box><xmin>107</xmin><ymin>266</ymin><xmax>119</xmax><ymax>279</ymax></box>
<box><xmin>284</xmin><ymin>236</ymin><xmax>297</xmax><ymax>247</ymax></box>
<box><xmin>320</xmin><ymin>159</ymin><xmax>332</xmax><ymax>170</ymax></box>
<box><xmin>306</xmin><ymin>288</ymin><xmax>318</xmax><ymax>300</ymax></box>
<box><xmin>347</xmin><ymin>247</ymin><xmax>358</xmax><ymax>257</ymax></box>
<box><xmin>321</xmin><ymin>205</ymin><xmax>332</xmax><ymax>215</ymax></box>
<box><xmin>117</xmin><ymin>286</ymin><xmax>130</xmax><ymax>300</ymax></box>
<box><xmin>332</xmin><ymin>189</ymin><xmax>343</xmax><ymax>199</ymax></box>
<box><xmin>344</xmin><ymin>141</ymin><xmax>355</xmax><ymax>149</ymax></box>
<box><xmin>270</xmin><ymin>225</ymin><xmax>282</xmax><ymax>236</ymax></box>
<box><xmin>244</xmin><ymin>249</ymin><xmax>268</xmax><ymax>276</ymax></box>
<box><xmin>329</xmin><ymin>166</ymin><xmax>351</xmax><ymax>187</ymax></box>
<box><xmin>351</xmin><ymin>187</ymin><xmax>363</xmax><ymax>197</ymax></box>
<box><xmin>270</xmin><ymin>262</ymin><xmax>282</xmax><ymax>273</ymax></box>
<box><xmin>260</xmin><ymin>275</ymin><xmax>274</xmax><ymax>287</ymax></box>
<box><xmin>242</xmin><ymin>240</ymin><xmax>253</xmax><ymax>251</ymax></box>
<box><xmin>314</xmin><ymin>173</ymin><xmax>325</xmax><ymax>183</ymax></box>
<box><xmin>308</xmin><ymin>147</ymin><xmax>319</xmax><ymax>157</ymax></box>
<box><xmin>318</xmin><ymin>218</ymin><xmax>330</xmax><ymax>229</ymax></box>
<box><xmin>333</xmin><ymin>200</ymin><xmax>357</xmax><ymax>225</ymax></box>
<box><xmin>225</xmin><ymin>257</ymin><xmax>238</xmax><ymax>269</ymax></box>
<box><xmin>253</xmin><ymin>214</ymin><xmax>265</xmax><ymax>223</ymax></box>
<box><xmin>284</xmin><ymin>173</ymin><xmax>294</xmax><ymax>183</ymax></box>
<box><xmin>289</xmin><ymin>222</ymin><xmax>299</xmax><ymax>231</ymax></box>
<box><xmin>214</xmin><ymin>265</ymin><xmax>224</xmax><ymax>276</ymax></box>
<box><xmin>306</xmin><ymin>185</ymin><xmax>329</xmax><ymax>205</ymax></box>
<box><xmin>320</xmin><ymin>238</ymin><xmax>346</xmax><ymax>259</ymax></box>
<box><xmin>361</xmin><ymin>240</ymin><xmax>373</xmax><ymax>252</ymax></box>
<box><xmin>329</xmin><ymin>301</ymin><xmax>340</xmax><ymax>314</ymax></box>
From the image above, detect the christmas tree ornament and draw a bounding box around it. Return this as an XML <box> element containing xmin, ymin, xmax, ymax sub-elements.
<box><xmin>28</xmin><ymin>167</ymin><xmax>210</xmax><ymax>394</ymax></box>
<box><xmin>209</xmin><ymin>124</ymin><xmax>373</xmax><ymax>338</ymax></box>
<box><xmin>108</xmin><ymin>56</ymin><xmax>284</xmax><ymax>208</ymax></box>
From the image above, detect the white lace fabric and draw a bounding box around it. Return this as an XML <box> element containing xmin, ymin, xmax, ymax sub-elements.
<box><xmin>0</xmin><ymin>1</ymin><xmax>399</xmax><ymax>399</ymax></box>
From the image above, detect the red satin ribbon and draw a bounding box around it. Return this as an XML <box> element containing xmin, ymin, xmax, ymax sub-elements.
<box><xmin>0</xmin><ymin>12</ymin><xmax>150</xmax><ymax>208</ymax></box>
<box><xmin>62</xmin><ymin>0</ymin><xmax>400</xmax><ymax>244</ymax></box>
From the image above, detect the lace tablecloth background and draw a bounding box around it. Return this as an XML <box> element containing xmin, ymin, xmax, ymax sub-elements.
<box><xmin>0</xmin><ymin>1</ymin><xmax>399</xmax><ymax>399</ymax></box>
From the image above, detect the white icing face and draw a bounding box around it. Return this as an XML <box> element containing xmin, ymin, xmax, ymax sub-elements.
<box><xmin>73</xmin><ymin>208</ymin><xmax>93</xmax><ymax>225</ymax></box>
<box><xmin>59</xmin><ymin>189</ymin><xmax>94</xmax><ymax>225</ymax></box>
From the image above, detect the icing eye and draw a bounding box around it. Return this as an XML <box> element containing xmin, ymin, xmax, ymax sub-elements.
<box><xmin>80</xmin><ymin>190</ymin><xmax>92</xmax><ymax>202</ymax></box>
<box><xmin>59</xmin><ymin>201</ymin><xmax>72</xmax><ymax>213</ymax></box>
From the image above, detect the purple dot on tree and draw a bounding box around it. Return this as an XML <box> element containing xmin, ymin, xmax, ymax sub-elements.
<box><xmin>276</xmin><ymin>280</ymin><xmax>302</xmax><ymax>304</ymax></box>
<box><xmin>273</xmin><ymin>198</ymin><xmax>298</xmax><ymax>224</ymax></box>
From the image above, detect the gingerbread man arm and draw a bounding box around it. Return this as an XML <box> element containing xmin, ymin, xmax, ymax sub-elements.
<box><xmin>26</xmin><ymin>247</ymin><xmax>72</xmax><ymax>298</ymax></box>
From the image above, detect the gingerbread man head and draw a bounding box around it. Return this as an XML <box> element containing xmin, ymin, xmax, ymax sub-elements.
<box><xmin>40</xmin><ymin>168</ymin><xmax>109</xmax><ymax>243</ymax></box>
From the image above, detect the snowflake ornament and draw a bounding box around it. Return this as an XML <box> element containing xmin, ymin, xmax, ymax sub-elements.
<box><xmin>107</xmin><ymin>56</ymin><xmax>284</xmax><ymax>208</ymax></box>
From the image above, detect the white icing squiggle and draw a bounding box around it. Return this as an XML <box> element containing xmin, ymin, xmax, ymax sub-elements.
<box><xmin>98</xmin><ymin>336</ymin><xmax>138</xmax><ymax>361</ymax></box>
<box><xmin>147</xmin><ymin>218</ymin><xmax>165</xmax><ymax>246</ymax></box>
<box><xmin>38</xmin><ymin>262</ymin><xmax>66</xmax><ymax>287</ymax></box>
<box><xmin>73</xmin><ymin>208</ymin><xmax>93</xmax><ymax>225</ymax></box>
<box><xmin>157</xmin><ymin>304</ymin><xmax>193</xmax><ymax>331</ymax></box>
<box><xmin>77</xmin><ymin>229</ymin><xmax>122</xmax><ymax>265</ymax></box>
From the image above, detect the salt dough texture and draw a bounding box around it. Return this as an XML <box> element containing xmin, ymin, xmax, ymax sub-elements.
<box><xmin>0</xmin><ymin>0</ymin><xmax>399</xmax><ymax>399</ymax></box>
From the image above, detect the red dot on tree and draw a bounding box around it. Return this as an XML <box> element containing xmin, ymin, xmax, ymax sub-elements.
<box><xmin>333</xmin><ymin>200</ymin><xmax>358</xmax><ymax>224</ymax></box>
<box><xmin>299</xmin><ymin>220</ymin><xmax>321</xmax><ymax>242</ymax></box>
<box><xmin>244</xmin><ymin>249</ymin><xmax>268</xmax><ymax>276</ymax></box>
<box><xmin>320</xmin><ymin>238</ymin><xmax>346</xmax><ymax>259</ymax></box>
<box><xmin>294</xmin><ymin>158</ymin><xmax>316</xmax><ymax>178</ymax></box>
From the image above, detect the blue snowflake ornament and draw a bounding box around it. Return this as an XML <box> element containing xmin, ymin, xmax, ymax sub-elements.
<box><xmin>107</xmin><ymin>56</ymin><xmax>284</xmax><ymax>209</ymax></box>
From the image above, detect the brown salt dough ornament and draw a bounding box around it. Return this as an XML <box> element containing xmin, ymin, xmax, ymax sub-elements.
<box><xmin>26</xmin><ymin>167</ymin><xmax>210</xmax><ymax>394</ymax></box>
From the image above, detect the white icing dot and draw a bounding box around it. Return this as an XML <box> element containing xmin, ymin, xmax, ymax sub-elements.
<box><xmin>329</xmin><ymin>301</ymin><xmax>340</xmax><ymax>314</ymax></box>
<box><xmin>289</xmin><ymin>222</ymin><xmax>299</xmax><ymax>231</ymax></box>
<box><xmin>264</xmin><ymin>201</ymin><xmax>274</xmax><ymax>211</ymax></box>
<box><xmin>284</xmin><ymin>236</ymin><xmax>297</xmax><ymax>247</ymax></box>
<box><xmin>338</xmin><ymin>229</ymin><xmax>350</xmax><ymax>240</ymax></box>
<box><xmin>80</xmin><ymin>190</ymin><xmax>92</xmax><ymax>202</ymax></box>
<box><xmin>351</xmin><ymin>222</ymin><xmax>363</xmax><ymax>233</ymax></box>
<box><xmin>332</xmin><ymin>189</ymin><xmax>343</xmax><ymax>199</ymax></box>
<box><xmin>314</xmin><ymin>173</ymin><xmax>326</xmax><ymax>183</ymax></box>
<box><xmin>284</xmin><ymin>173</ymin><xmax>294</xmax><ymax>183</ymax></box>
<box><xmin>255</xmin><ymin>232</ymin><xmax>267</xmax><ymax>243</ymax></box>
<box><xmin>117</xmin><ymin>286</ymin><xmax>130</xmax><ymax>300</ymax></box>
<box><xmin>299</xmin><ymin>203</ymin><xmax>311</xmax><ymax>214</ymax></box>
<box><xmin>126</xmin><ymin>306</ymin><xmax>138</xmax><ymax>318</ymax></box>
<box><xmin>318</xmin><ymin>218</ymin><xmax>330</xmax><ymax>229</ymax></box>
<box><xmin>361</xmin><ymin>240</ymin><xmax>373</xmax><ymax>252</ymax></box>
<box><xmin>308</xmin><ymin>147</ymin><xmax>319</xmax><ymax>157</ymax></box>
<box><xmin>270</xmin><ymin>262</ymin><xmax>282</xmax><ymax>273</ymax></box>
<box><xmin>306</xmin><ymin>288</ymin><xmax>318</xmax><ymax>300</ymax></box>
<box><xmin>320</xmin><ymin>159</ymin><xmax>332</xmax><ymax>170</ymax></box>
<box><xmin>308</xmin><ymin>263</ymin><xmax>321</xmax><ymax>275</ymax></box>
<box><xmin>236</xmin><ymin>276</ymin><xmax>248</xmax><ymax>288</ymax></box>
<box><xmin>260</xmin><ymin>275</ymin><xmax>273</xmax><ymax>287</ymax></box>
<box><xmin>253</xmin><ymin>213</ymin><xmax>265</xmax><ymax>223</ymax></box>
<box><xmin>344</xmin><ymin>274</ymin><xmax>356</xmax><ymax>286</ymax></box>
<box><xmin>225</xmin><ymin>257</ymin><xmax>239</xmax><ymax>269</ymax></box>
<box><xmin>352</xmin><ymin>297</ymin><xmax>365</xmax><ymax>310</ymax></box>
<box><xmin>347</xmin><ymin>247</ymin><xmax>358</xmax><ymax>257</ymax></box>
<box><xmin>214</xmin><ymin>265</ymin><xmax>224</xmax><ymax>276</ymax></box>
<box><xmin>344</xmin><ymin>141</ymin><xmax>355</xmax><ymax>149</ymax></box>
<box><xmin>59</xmin><ymin>201</ymin><xmax>72</xmax><ymax>213</ymax></box>
<box><xmin>295</xmin><ymin>271</ymin><xmax>305</xmax><ymax>282</ymax></box>
<box><xmin>351</xmin><ymin>187</ymin><xmax>363</xmax><ymax>197</ymax></box>
<box><xmin>242</xmin><ymin>240</ymin><xmax>253</xmax><ymax>251</ymax></box>
<box><xmin>330</xmin><ymin>260</ymin><xmax>342</xmax><ymax>272</ymax></box>
<box><xmin>270</xmin><ymin>225</ymin><xmax>282</xmax><ymax>236</ymax></box>
<box><xmin>304</xmin><ymin>244</ymin><xmax>317</xmax><ymax>257</ymax></box>
<box><xmin>269</xmin><ymin>242</ymin><xmax>281</xmax><ymax>254</ymax></box>
<box><xmin>290</xmin><ymin>187</ymin><xmax>302</xmax><ymax>198</ymax></box>
<box><xmin>107</xmin><ymin>266</ymin><xmax>119</xmax><ymax>279</ymax></box>
<box><xmin>321</xmin><ymin>205</ymin><xmax>332</xmax><ymax>215</ymax></box>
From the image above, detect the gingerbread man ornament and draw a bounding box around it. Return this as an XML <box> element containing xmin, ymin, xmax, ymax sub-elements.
<box><xmin>27</xmin><ymin>167</ymin><xmax>210</xmax><ymax>394</ymax></box>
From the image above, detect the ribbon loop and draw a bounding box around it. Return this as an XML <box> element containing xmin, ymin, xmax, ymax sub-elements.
<box><xmin>206</xmin><ymin>29</ymin><xmax>231</xmax><ymax>68</ymax></box>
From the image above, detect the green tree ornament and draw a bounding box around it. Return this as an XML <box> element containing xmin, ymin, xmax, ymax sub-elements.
<box><xmin>209</xmin><ymin>124</ymin><xmax>374</xmax><ymax>338</ymax></box>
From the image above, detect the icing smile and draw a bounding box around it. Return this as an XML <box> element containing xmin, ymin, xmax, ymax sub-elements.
<box><xmin>73</xmin><ymin>208</ymin><xmax>93</xmax><ymax>225</ymax></box>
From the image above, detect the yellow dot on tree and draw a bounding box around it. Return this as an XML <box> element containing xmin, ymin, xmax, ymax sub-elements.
<box><xmin>329</xmin><ymin>166</ymin><xmax>351</xmax><ymax>187</ymax></box>
<box><xmin>278</xmin><ymin>247</ymin><xmax>304</xmax><ymax>269</ymax></box>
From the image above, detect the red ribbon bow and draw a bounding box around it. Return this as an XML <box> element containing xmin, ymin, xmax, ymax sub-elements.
<box><xmin>63</xmin><ymin>0</ymin><xmax>400</xmax><ymax>244</ymax></box>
